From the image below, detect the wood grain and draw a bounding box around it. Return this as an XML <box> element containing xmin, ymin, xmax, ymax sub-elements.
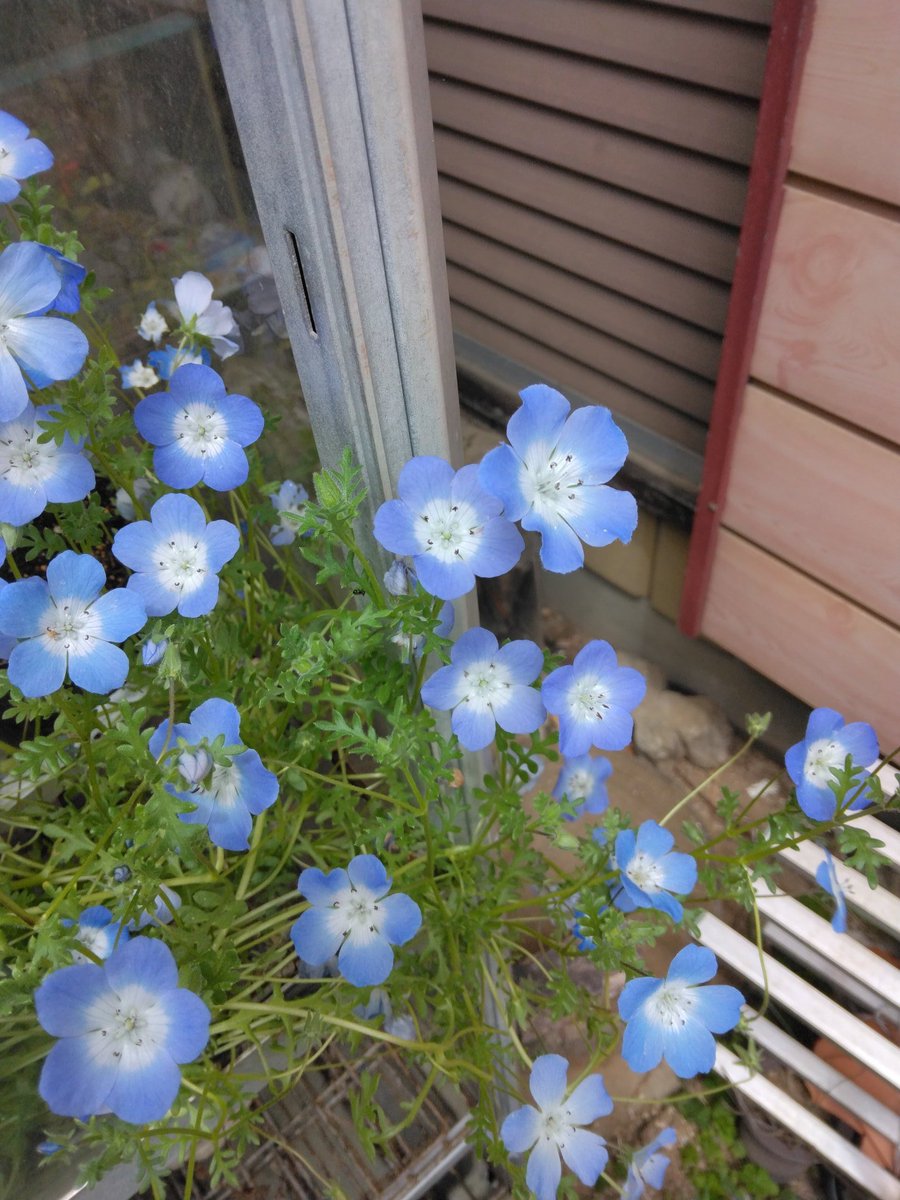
<box><xmin>751</xmin><ymin>186</ymin><xmax>900</xmax><ymax>445</ymax></box>
<box><xmin>702</xmin><ymin>530</ymin><xmax>900</xmax><ymax>748</ymax></box>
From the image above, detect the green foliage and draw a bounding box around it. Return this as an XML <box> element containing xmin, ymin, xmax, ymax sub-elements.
<box><xmin>680</xmin><ymin>1094</ymin><xmax>799</xmax><ymax>1200</ymax></box>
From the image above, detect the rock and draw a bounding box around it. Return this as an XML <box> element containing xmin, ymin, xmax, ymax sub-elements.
<box><xmin>634</xmin><ymin>690</ymin><xmax>734</xmax><ymax>769</ymax></box>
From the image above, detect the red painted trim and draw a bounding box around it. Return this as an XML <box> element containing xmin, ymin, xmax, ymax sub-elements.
<box><xmin>678</xmin><ymin>0</ymin><xmax>816</xmax><ymax>636</ymax></box>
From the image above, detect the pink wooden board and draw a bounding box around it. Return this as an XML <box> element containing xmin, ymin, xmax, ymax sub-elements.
<box><xmin>723</xmin><ymin>384</ymin><xmax>900</xmax><ymax>626</ymax></box>
<box><xmin>792</xmin><ymin>0</ymin><xmax>900</xmax><ymax>206</ymax></box>
<box><xmin>702</xmin><ymin>530</ymin><xmax>900</xmax><ymax>749</ymax></box>
<box><xmin>751</xmin><ymin>187</ymin><xmax>900</xmax><ymax>445</ymax></box>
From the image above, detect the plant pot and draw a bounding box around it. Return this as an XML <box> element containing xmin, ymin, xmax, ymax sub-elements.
<box><xmin>735</xmin><ymin>1092</ymin><xmax>817</xmax><ymax>1183</ymax></box>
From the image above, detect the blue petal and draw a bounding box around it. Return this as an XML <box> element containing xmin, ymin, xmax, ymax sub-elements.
<box><xmin>421</xmin><ymin>663</ymin><xmax>465</xmax><ymax>711</ymax></box>
<box><xmin>560</xmin><ymin>1128</ymin><xmax>608</xmax><ymax>1186</ymax></box>
<box><xmin>34</xmin><ymin>963</ymin><xmax>109</xmax><ymax>1036</ymax></box>
<box><xmin>838</xmin><ymin>721</ymin><xmax>879</xmax><ymax>768</ymax></box>
<box><xmin>667</xmin><ymin>944</ymin><xmax>717</xmax><ymax>986</ymax></box>
<box><xmin>0</xmin><ymin>475</ymin><xmax>47</xmax><ymax>524</ymax></box>
<box><xmin>525</xmin><ymin>510</ymin><xmax>585</xmax><ymax>574</ymax></box>
<box><xmin>784</xmin><ymin>739</ymin><xmax>807</xmax><ymax>786</ymax></box>
<box><xmin>450</xmin><ymin>461</ymin><xmax>504</xmax><ymax>517</ymax></box>
<box><xmin>347</xmin><ymin>854</ymin><xmax>391</xmax><ymax>897</ymax></box>
<box><xmin>507</xmin><ymin>384</ymin><xmax>570</xmax><ymax>459</ymax></box>
<box><xmin>692</xmin><ymin>984</ymin><xmax>744</xmax><ymax>1034</ymax></box>
<box><xmin>492</xmin><ymin>685</ymin><xmax>546</xmax><ymax>735</ymax></box>
<box><xmin>298</xmin><ymin>865</ymin><xmax>349</xmax><ymax>904</ymax></box>
<box><xmin>89</xmin><ymin>588</ymin><xmax>147</xmax><ymax>643</ymax></box>
<box><xmin>167</xmin><ymin>361</ymin><xmax>224</xmax><ymax>403</ymax></box>
<box><xmin>608</xmin><ymin>666</ymin><xmax>647</xmax><ymax>712</ymax></box>
<box><xmin>150</xmin><ymin>492</ymin><xmax>207</xmax><ymax>539</ymax></box>
<box><xmin>46</xmin><ymin>551</ymin><xmax>105</xmax><ymax>601</ymax></box>
<box><xmin>496</xmin><ymin>638</ymin><xmax>544</xmax><ymax>684</ymax></box>
<box><xmin>0</xmin><ymin>242</ymin><xmax>61</xmax><ymax>316</ymax></box>
<box><xmin>188</xmin><ymin>697</ymin><xmax>242</xmax><ymax>745</ymax></box>
<box><xmin>0</xmin><ymin>576</ymin><xmax>49</xmax><ymax>636</ymax></box>
<box><xmin>615</xmin><ymin>829</ymin><xmax>637</xmax><ymax>871</ymax></box>
<box><xmin>0</xmin><ymin>344</ymin><xmax>28</xmax><ymax>420</ymax></box>
<box><xmin>500</xmin><ymin>1104</ymin><xmax>540</xmax><ymax>1153</ymax></box>
<box><xmin>373</xmin><ymin>499</ymin><xmax>421</xmax><ymax>556</ymax></box>
<box><xmin>568</xmin><ymin>486</ymin><xmax>637</xmax><ymax>549</ymax></box>
<box><xmin>530</xmin><ymin>1053</ymin><xmax>568</xmax><ymax>1108</ymax></box>
<box><xmin>590</xmin><ymin>706</ymin><xmax>635</xmax><ymax>753</ymax></box>
<box><xmin>657</xmin><ymin>851</ymin><xmax>697</xmax><ymax>896</ymax></box>
<box><xmin>68</xmin><ymin>641</ymin><xmax>130</xmax><ymax>695</ymax></box>
<box><xmin>111</xmin><ymin>520</ymin><xmax>158</xmax><ymax>570</ymax></box>
<box><xmin>478</xmin><ymin>443</ymin><xmax>529</xmax><ymax>521</ymax></box>
<box><xmin>452</xmin><ymin>626</ymin><xmax>499</xmax><ymax>666</ymax></box>
<box><xmin>618</xmin><ymin>976</ymin><xmax>662</xmax><ymax>1022</ymax></box>
<box><xmin>0</xmin><ymin>112</ymin><xmax>31</xmax><ymax>142</ymax></box>
<box><xmin>234</xmin><ymin>750</ymin><xmax>278</xmax><ymax>815</ymax></box>
<box><xmin>159</xmin><ymin>989</ymin><xmax>210</xmax><ymax>1062</ymax></box>
<box><xmin>39</xmin><ymin>1036</ymin><xmax>116</xmax><ymax>1118</ymax></box>
<box><xmin>127</xmin><ymin>571</ymin><xmax>179</xmax><ymax>618</ymax></box>
<box><xmin>414</xmin><ymin>551</ymin><xmax>475</xmax><ymax>601</ymax></box>
<box><xmin>525</xmin><ymin>1137</ymin><xmax>562</xmax><ymax>1200</ymax></box>
<box><xmin>133</xmin><ymin>394</ymin><xmax>176</xmax><ymax>445</ymax></box>
<box><xmin>565</xmin><ymin>1073</ymin><xmax>612</xmax><ymax>1123</ymax></box>
<box><xmin>796</xmin><ymin>778</ymin><xmax>837</xmax><ymax>821</ymax></box>
<box><xmin>7</xmin><ymin>315</ymin><xmax>88</xmax><ymax>386</ymax></box>
<box><xmin>663</xmin><ymin>1017</ymin><xmax>716</xmax><ymax>1078</ymax></box>
<box><xmin>105</xmin><ymin>1049</ymin><xmax>182</xmax><ymax>1124</ymax></box>
<box><xmin>292</xmin><ymin>906</ymin><xmax>345</xmax><ymax>966</ymax></box>
<box><xmin>42</xmin><ymin>447</ymin><xmax>95</xmax><ymax>504</ymax></box>
<box><xmin>178</xmin><ymin>574</ymin><xmax>220</xmax><ymax>619</ymax></box>
<box><xmin>153</xmin><ymin>441</ymin><xmax>205</xmax><ymax>489</ymax></box>
<box><xmin>338</xmin><ymin>930</ymin><xmax>394</xmax><ymax>986</ymax></box>
<box><xmin>573</xmin><ymin>640</ymin><xmax>617</xmax><ymax>677</ymax></box>
<box><xmin>541</xmin><ymin>664</ymin><xmax>574</xmax><ymax>714</ymax></box>
<box><xmin>396</xmin><ymin>455</ymin><xmax>455</xmax><ymax>508</ymax></box>
<box><xmin>464</xmin><ymin>515</ymin><xmax>524</xmax><ymax>580</ymax></box>
<box><xmin>621</xmin><ymin>1005</ymin><xmax>667</xmax><ymax>1073</ymax></box>
<box><xmin>451</xmin><ymin>702</ymin><xmax>497</xmax><ymax>751</ymax></box>
<box><xmin>635</xmin><ymin>820</ymin><xmax>674</xmax><ymax>858</ymax></box>
<box><xmin>378</xmin><ymin>893</ymin><xmax>421</xmax><ymax>945</ymax></box>
<box><xmin>218</xmin><ymin>392</ymin><xmax>264</xmax><ymax>446</ymax></box>
<box><xmin>207</xmin><ymin>800</ymin><xmax>253</xmax><ymax>851</ymax></box>
<box><xmin>8</xmin><ymin>637</ymin><xmax>67</xmax><ymax>696</ymax></box>
<box><xmin>5</xmin><ymin>134</ymin><xmax>54</xmax><ymax>182</ymax></box>
<box><xmin>201</xmin><ymin>441</ymin><xmax>249</xmax><ymax>491</ymax></box>
<box><xmin>555</xmin><ymin>405</ymin><xmax>629</xmax><ymax>479</ymax></box>
<box><xmin>557</xmin><ymin>714</ymin><xmax>595</xmax><ymax>758</ymax></box>
<box><xmin>806</xmin><ymin>707</ymin><xmax>843</xmax><ymax>741</ymax></box>
<box><xmin>203</xmin><ymin>519</ymin><xmax>240</xmax><ymax>570</ymax></box>
<box><xmin>105</xmin><ymin>936</ymin><xmax>178</xmax><ymax>994</ymax></box>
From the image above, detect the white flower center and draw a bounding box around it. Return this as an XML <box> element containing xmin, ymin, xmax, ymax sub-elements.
<box><xmin>42</xmin><ymin>597</ymin><xmax>102</xmax><ymax>658</ymax></box>
<box><xmin>0</xmin><ymin>420</ymin><xmax>63</xmax><ymax>488</ymax></box>
<box><xmin>155</xmin><ymin>533</ymin><xmax>209</xmax><ymax>596</ymax></box>
<box><xmin>804</xmin><ymin>738</ymin><xmax>846</xmax><ymax>787</ymax></box>
<box><xmin>520</xmin><ymin>446</ymin><xmax>586</xmax><ymax>521</ymax></box>
<box><xmin>563</xmin><ymin>768</ymin><xmax>593</xmax><ymax>802</ymax></box>
<box><xmin>646</xmin><ymin>983</ymin><xmax>696</xmax><ymax>1031</ymax></box>
<box><xmin>205</xmin><ymin>762</ymin><xmax>242</xmax><ymax>808</ymax></box>
<box><xmin>625</xmin><ymin>851</ymin><xmax>664</xmax><ymax>892</ymax></box>
<box><xmin>569</xmin><ymin>678</ymin><xmax>611</xmax><ymax>723</ymax></box>
<box><xmin>173</xmin><ymin>403</ymin><xmax>228</xmax><ymax>459</ymax></box>
<box><xmin>324</xmin><ymin>885</ymin><xmax>384</xmax><ymax>945</ymax></box>
<box><xmin>72</xmin><ymin>923</ymin><xmax>114</xmax><ymax>964</ymax></box>
<box><xmin>83</xmin><ymin>983</ymin><xmax>171</xmax><ymax>1071</ymax></box>
<box><xmin>413</xmin><ymin>497</ymin><xmax>484</xmax><ymax>564</ymax></box>
<box><xmin>538</xmin><ymin>1102</ymin><xmax>576</xmax><ymax>1146</ymax></box>
<box><xmin>460</xmin><ymin>656</ymin><xmax>513</xmax><ymax>711</ymax></box>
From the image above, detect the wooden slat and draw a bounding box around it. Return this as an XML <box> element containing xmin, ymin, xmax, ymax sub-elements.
<box><xmin>722</xmin><ymin>384</ymin><xmax>900</xmax><ymax>625</ymax></box>
<box><xmin>654</xmin><ymin>0</ymin><xmax>773</xmax><ymax>21</ymax></box>
<box><xmin>447</xmin><ymin>265</ymin><xmax>714</xmax><ymax>420</ymax></box>
<box><xmin>424</xmin><ymin>22</ymin><xmax>759</xmax><ymax>165</ymax></box>
<box><xmin>777</xmin><ymin>841</ymin><xmax>900</xmax><ymax>938</ymax></box>
<box><xmin>792</xmin><ymin>0</ymin><xmax>900</xmax><ymax>206</ymax></box>
<box><xmin>439</xmin><ymin>177</ymin><xmax>730</xmax><ymax>333</ymax></box>
<box><xmin>451</xmin><ymin>303</ymin><xmax>708</xmax><ymax>454</ymax></box>
<box><xmin>435</xmin><ymin>129</ymin><xmax>739</xmax><ymax>281</ymax></box>
<box><xmin>424</xmin><ymin>0</ymin><xmax>769</xmax><ymax>98</ymax></box>
<box><xmin>751</xmin><ymin>186</ymin><xmax>900</xmax><ymax>445</ymax></box>
<box><xmin>430</xmin><ymin>77</ymin><xmax>749</xmax><ymax>225</ymax></box>
<box><xmin>445</xmin><ymin>224</ymin><xmax>722</xmax><ymax>380</ymax></box>
<box><xmin>702</xmin><ymin>530</ymin><xmax>900</xmax><ymax>748</ymax></box>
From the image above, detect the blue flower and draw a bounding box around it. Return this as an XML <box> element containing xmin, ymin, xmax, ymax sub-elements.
<box><xmin>0</xmin><ymin>111</ymin><xmax>53</xmax><ymax>203</ymax></box>
<box><xmin>112</xmin><ymin>493</ymin><xmax>240</xmax><ymax>618</ymax></box>
<box><xmin>133</xmin><ymin>884</ymin><xmax>181</xmax><ymax>929</ymax></box>
<box><xmin>62</xmin><ymin>905</ymin><xmax>129</xmax><ymax>963</ymax></box>
<box><xmin>0</xmin><ymin>552</ymin><xmax>146</xmax><ymax>697</ymax></box>
<box><xmin>785</xmin><ymin>707</ymin><xmax>878</xmax><ymax>821</ymax></box>
<box><xmin>35</xmin><ymin>246</ymin><xmax>86</xmax><ymax>314</ymax></box>
<box><xmin>0</xmin><ymin>242</ymin><xmax>89</xmax><ymax>420</ymax></box>
<box><xmin>373</xmin><ymin>456</ymin><xmax>523</xmax><ymax>600</ymax></box>
<box><xmin>0</xmin><ymin>580</ymin><xmax>15</xmax><ymax>660</ymax></box>
<box><xmin>147</xmin><ymin>344</ymin><xmax>210</xmax><ymax>381</ymax></box>
<box><xmin>172</xmin><ymin>271</ymin><xmax>239</xmax><ymax>359</ymax></box>
<box><xmin>500</xmin><ymin>1053</ymin><xmax>612</xmax><ymax>1200</ymax></box>
<box><xmin>0</xmin><ymin>403</ymin><xmax>94</xmax><ymax>525</ymax></box>
<box><xmin>120</xmin><ymin>359</ymin><xmax>160</xmax><ymax>391</ymax></box>
<box><xmin>291</xmin><ymin>853</ymin><xmax>422</xmax><ymax>987</ymax></box>
<box><xmin>141</xmin><ymin>637</ymin><xmax>168</xmax><ymax>667</ymax></box>
<box><xmin>34</xmin><ymin>936</ymin><xmax>209</xmax><ymax>1124</ymax></box>
<box><xmin>622</xmin><ymin>1127</ymin><xmax>677</xmax><ymax>1200</ymax></box>
<box><xmin>552</xmin><ymin>754</ymin><xmax>612</xmax><ymax>818</ymax></box>
<box><xmin>270</xmin><ymin>480</ymin><xmax>308</xmax><ymax>545</ymax></box>
<box><xmin>614</xmin><ymin>820</ymin><xmax>697</xmax><ymax>922</ymax></box>
<box><xmin>421</xmin><ymin>626</ymin><xmax>545</xmax><ymax>751</ymax></box>
<box><xmin>618</xmin><ymin>944</ymin><xmax>744</xmax><ymax>1078</ymax></box>
<box><xmin>149</xmin><ymin>697</ymin><xmax>279</xmax><ymax>852</ymax></box>
<box><xmin>138</xmin><ymin>301</ymin><xmax>168</xmax><ymax>344</ymax></box>
<box><xmin>479</xmin><ymin>384</ymin><xmax>637</xmax><ymax>573</ymax></box>
<box><xmin>542</xmin><ymin>641</ymin><xmax>646</xmax><ymax>756</ymax></box>
<box><xmin>134</xmin><ymin>364</ymin><xmax>263</xmax><ymax>492</ymax></box>
<box><xmin>815</xmin><ymin>848</ymin><xmax>848</xmax><ymax>934</ymax></box>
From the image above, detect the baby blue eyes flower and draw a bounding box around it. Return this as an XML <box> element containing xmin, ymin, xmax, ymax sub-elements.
<box><xmin>148</xmin><ymin>343</ymin><xmax>210</xmax><ymax>382</ymax></box>
<box><xmin>120</xmin><ymin>359</ymin><xmax>160</xmax><ymax>390</ymax></box>
<box><xmin>0</xmin><ymin>241</ymin><xmax>89</xmax><ymax>421</ymax></box>
<box><xmin>291</xmin><ymin>853</ymin><xmax>422</xmax><ymax>987</ymax></box>
<box><xmin>35</xmin><ymin>246</ymin><xmax>86</xmax><ymax>314</ymax></box>
<box><xmin>785</xmin><ymin>707</ymin><xmax>878</xmax><ymax>821</ymax></box>
<box><xmin>618</xmin><ymin>944</ymin><xmax>744</xmax><ymax>1079</ymax></box>
<box><xmin>622</xmin><ymin>1127</ymin><xmax>677</xmax><ymax>1200</ymax></box>
<box><xmin>172</xmin><ymin>271</ymin><xmax>239</xmax><ymax>359</ymax></box>
<box><xmin>421</xmin><ymin>626</ymin><xmax>545</xmax><ymax>751</ymax></box>
<box><xmin>553</xmin><ymin>754</ymin><xmax>612</xmax><ymax>818</ymax></box>
<box><xmin>133</xmin><ymin>884</ymin><xmax>182</xmax><ymax>929</ymax></box>
<box><xmin>479</xmin><ymin>384</ymin><xmax>637</xmax><ymax>574</ymax></box>
<box><xmin>614</xmin><ymin>820</ymin><xmax>697</xmax><ymax>922</ymax></box>
<box><xmin>141</xmin><ymin>637</ymin><xmax>167</xmax><ymax>667</ymax></box>
<box><xmin>112</xmin><ymin>492</ymin><xmax>240</xmax><ymax>618</ymax></box>
<box><xmin>270</xmin><ymin>479</ymin><xmax>309</xmax><ymax>545</ymax></box>
<box><xmin>0</xmin><ymin>551</ymin><xmax>146</xmax><ymax>697</ymax></box>
<box><xmin>34</xmin><ymin>936</ymin><xmax>210</xmax><ymax>1124</ymax></box>
<box><xmin>138</xmin><ymin>301</ymin><xmax>168</xmax><ymax>344</ymax></box>
<box><xmin>815</xmin><ymin>848</ymin><xmax>848</xmax><ymax>933</ymax></box>
<box><xmin>0</xmin><ymin>111</ymin><xmax>53</xmax><ymax>203</ymax></box>
<box><xmin>0</xmin><ymin>403</ymin><xmax>94</xmax><ymax>525</ymax></box>
<box><xmin>500</xmin><ymin>1053</ymin><xmax>612</xmax><ymax>1200</ymax></box>
<box><xmin>542</xmin><ymin>640</ymin><xmax>646</xmax><ymax>757</ymax></box>
<box><xmin>63</xmin><ymin>905</ymin><xmax>129</xmax><ymax>963</ymax></box>
<box><xmin>373</xmin><ymin>456</ymin><xmax>524</xmax><ymax>600</ymax></box>
<box><xmin>134</xmin><ymin>364</ymin><xmax>263</xmax><ymax>492</ymax></box>
<box><xmin>149</xmin><ymin>698</ymin><xmax>279</xmax><ymax>852</ymax></box>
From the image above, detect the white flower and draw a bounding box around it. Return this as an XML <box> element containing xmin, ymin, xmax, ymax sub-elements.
<box><xmin>138</xmin><ymin>302</ymin><xmax>168</xmax><ymax>344</ymax></box>
<box><xmin>173</xmin><ymin>271</ymin><xmax>239</xmax><ymax>359</ymax></box>
<box><xmin>120</xmin><ymin>359</ymin><xmax>160</xmax><ymax>391</ymax></box>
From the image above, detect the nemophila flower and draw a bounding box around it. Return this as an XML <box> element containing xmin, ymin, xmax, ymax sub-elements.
<box><xmin>134</xmin><ymin>364</ymin><xmax>263</xmax><ymax>492</ymax></box>
<box><xmin>33</xmin><ymin>247</ymin><xmax>86</xmax><ymax>314</ymax></box>
<box><xmin>622</xmin><ymin>1127</ymin><xmax>677</xmax><ymax>1200</ymax></box>
<box><xmin>141</xmin><ymin>637</ymin><xmax>167</xmax><ymax>667</ymax></box>
<box><xmin>0</xmin><ymin>111</ymin><xmax>53</xmax><ymax>203</ymax></box>
<box><xmin>133</xmin><ymin>885</ymin><xmax>182</xmax><ymax>930</ymax></box>
<box><xmin>618</xmin><ymin>944</ymin><xmax>744</xmax><ymax>1078</ymax></box>
<box><xmin>36</xmin><ymin>1141</ymin><xmax>62</xmax><ymax>1156</ymax></box>
<box><xmin>354</xmin><ymin>988</ymin><xmax>416</xmax><ymax>1040</ymax></box>
<box><xmin>552</xmin><ymin>754</ymin><xmax>612</xmax><ymax>818</ymax></box>
<box><xmin>0</xmin><ymin>241</ymin><xmax>89</xmax><ymax>420</ymax></box>
<box><xmin>479</xmin><ymin>384</ymin><xmax>637</xmax><ymax>573</ymax></box>
<box><xmin>120</xmin><ymin>359</ymin><xmax>159</xmax><ymax>390</ymax></box>
<box><xmin>291</xmin><ymin>854</ymin><xmax>422</xmax><ymax>987</ymax></box>
<box><xmin>542</xmin><ymin>640</ymin><xmax>646</xmax><ymax>757</ymax></box>
<box><xmin>0</xmin><ymin>403</ymin><xmax>94</xmax><ymax>525</ymax></box>
<box><xmin>148</xmin><ymin>343</ymin><xmax>210</xmax><ymax>381</ymax></box>
<box><xmin>421</xmin><ymin>626</ymin><xmax>545</xmax><ymax>752</ymax></box>
<box><xmin>112</xmin><ymin>493</ymin><xmax>239</xmax><ymax>618</ymax></box>
<box><xmin>384</xmin><ymin>558</ymin><xmax>413</xmax><ymax>596</ymax></box>
<box><xmin>0</xmin><ymin>552</ymin><xmax>146</xmax><ymax>697</ymax></box>
<box><xmin>614</xmin><ymin>820</ymin><xmax>697</xmax><ymax>922</ymax></box>
<box><xmin>0</xmin><ymin>578</ymin><xmax>15</xmax><ymax>659</ymax></box>
<box><xmin>149</xmin><ymin>698</ymin><xmax>278</xmax><ymax>852</ymax></box>
<box><xmin>785</xmin><ymin>707</ymin><xmax>878</xmax><ymax>821</ymax></box>
<box><xmin>172</xmin><ymin>271</ymin><xmax>239</xmax><ymax>359</ymax></box>
<box><xmin>500</xmin><ymin>1053</ymin><xmax>612</xmax><ymax>1200</ymax></box>
<box><xmin>34</xmin><ymin>936</ymin><xmax>209</xmax><ymax>1124</ymax></box>
<box><xmin>270</xmin><ymin>479</ymin><xmax>308</xmax><ymax>545</ymax></box>
<box><xmin>816</xmin><ymin>848</ymin><xmax>848</xmax><ymax>934</ymax></box>
<box><xmin>373</xmin><ymin>456</ymin><xmax>523</xmax><ymax>600</ymax></box>
<box><xmin>62</xmin><ymin>906</ymin><xmax>129</xmax><ymax>963</ymax></box>
<box><xmin>138</xmin><ymin>301</ymin><xmax>167</xmax><ymax>344</ymax></box>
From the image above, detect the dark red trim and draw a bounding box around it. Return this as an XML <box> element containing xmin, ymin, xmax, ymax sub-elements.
<box><xmin>679</xmin><ymin>0</ymin><xmax>817</xmax><ymax>636</ymax></box>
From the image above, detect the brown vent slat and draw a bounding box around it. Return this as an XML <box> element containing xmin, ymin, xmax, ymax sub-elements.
<box><xmin>423</xmin><ymin>0</ymin><xmax>769</xmax><ymax>98</ymax></box>
<box><xmin>652</xmin><ymin>0</ymin><xmax>773</xmax><ymax>23</ymax></box>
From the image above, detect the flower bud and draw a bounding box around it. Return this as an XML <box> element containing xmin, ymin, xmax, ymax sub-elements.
<box><xmin>141</xmin><ymin>638</ymin><xmax>167</xmax><ymax>667</ymax></box>
<box><xmin>384</xmin><ymin>560</ymin><xmax>413</xmax><ymax>596</ymax></box>
<box><xmin>178</xmin><ymin>747</ymin><xmax>212</xmax><ymax>789</ymax></box>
